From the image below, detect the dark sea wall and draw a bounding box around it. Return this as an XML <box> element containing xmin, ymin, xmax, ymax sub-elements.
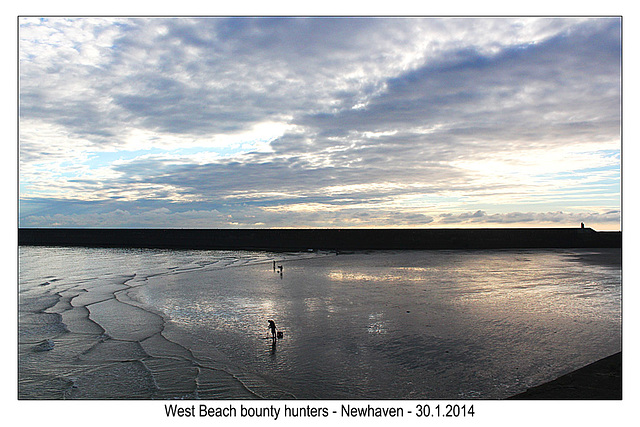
<box><xmin>18</xmin><ymin>228</ymin><xmax>621</xmax><ymax>251</ymax></box>
<box><xmin>508</xmin><ymin>352</ymin><xmax>622</xmax><ymax>400</ymax></box>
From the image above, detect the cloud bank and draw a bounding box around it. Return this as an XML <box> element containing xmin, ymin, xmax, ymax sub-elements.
<box><xmin>19</xmin><ymin>17</ymin><xmax>621</xmax><ymax>229</ymax></box>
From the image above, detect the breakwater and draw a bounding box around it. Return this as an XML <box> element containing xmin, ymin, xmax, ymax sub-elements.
<box><xmin>509</xmin><ymin>352</ymin><xmax>622</xmax><ymax>399</ymax></box>
<box><xmin>18</xmin><ymin>227</ymin><xmax>621</xmax><ymax>251</ymax></box>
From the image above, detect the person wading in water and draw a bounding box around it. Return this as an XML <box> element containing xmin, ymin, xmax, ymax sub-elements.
<box><xmin>268</xmin><ymin>320</ymin><xmax>277</xmax><ymax>340</ymax></box>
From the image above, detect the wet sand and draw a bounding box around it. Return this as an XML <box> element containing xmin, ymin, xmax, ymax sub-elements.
<box><xmin>19</xmin><ymin>246</ymin><xmax>622</xmax><ymax>400</ymax></box>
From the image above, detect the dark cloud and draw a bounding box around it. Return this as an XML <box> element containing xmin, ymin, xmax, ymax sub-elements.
<box><xmin>21</xmin><ymin>17</ymin><xmax>620</xmax><ymax>146</ymax></box>
<box><xmin>299</xmin><ymin>19</ymin><xmax>620</xmax><ymax>152</ymax></box>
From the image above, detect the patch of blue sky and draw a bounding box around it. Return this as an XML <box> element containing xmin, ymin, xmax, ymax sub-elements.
<box><xmin>20</xmin><ymin>171</ymin><xmax>71</xmax><ymax>195</ymax></box>
<box><xmin>544</xmin><ymin>179</ymin><xmax>620</xmax><ymax>194</ymax></box>
<box><xmin>171</xmin><ymin>145</ymin><xmax>253</xmax><ymax>158</ymax></box>
<box><xmin>85</xmin><ymin>148</ymin><xmax>166</xmax><ymax>169</ymax></box>
<box><xmin>529</xmin><ymin>197</ymin><xmax>619</xmax><ymax>212</ymax></box>
<box><xmin>549</xmin><ymin>161</ymin><xmax>619</xmax><ymax>175</ymax></box>
<box><xmin>84</xmin><ymin>143</ymin><xmax>264</xmax><ymax>169</ymax></box>
<box><xmin>535</xmin><ymin>168</ymin><xmax>619</xmax><ymax>186</ymax></box>
<box><xmin>546</xmin><ymin>179</ymin><xmax>620</xmax><ymax>195</ymax></box>
<box><xmin>465</xmin><ymin>197</ymin><xmax>617</xmax><ymax>213</ymax></box>
<box><xmin>19</xmin><ymin>184</ymin><xmax>62</xmax><ymax>197</ymax></box>
<box><xmin>18</xmin><ymin>181</ymin><xmax>30</xmax><ymax>195</ymax></box>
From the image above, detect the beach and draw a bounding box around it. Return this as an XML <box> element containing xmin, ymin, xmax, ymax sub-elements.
<box><xmin>18</xmin><ymin>246</ymin><xmax>621</xmax><ymax>400</ymax></box>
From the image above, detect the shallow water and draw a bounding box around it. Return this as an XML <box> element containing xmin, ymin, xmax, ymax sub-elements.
<box><xmin>18</xmin><ymin>247</ymin><xmax>621</xmax><ymax>399</ymax></box>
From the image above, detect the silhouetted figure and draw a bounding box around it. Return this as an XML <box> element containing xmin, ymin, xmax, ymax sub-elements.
<box><xmin>268</xmin><ymin>320</ymin><xmax>277</xmax><ymax>339</ymax></box>
<box><xmin>581</xmin><ymin>222</ymin><xmax>585</xmax><ymax>229</ymax></box>
<box><xmin>273</xmin><ymin>261</ymin><xmax>276</xmax><ymax>271</ymax></box>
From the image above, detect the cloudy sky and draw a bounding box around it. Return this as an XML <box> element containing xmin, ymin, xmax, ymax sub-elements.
<box><xmin>18</xmin><ymin>17</ymin><xmax>621</xmax><ymax>229</ymax></box>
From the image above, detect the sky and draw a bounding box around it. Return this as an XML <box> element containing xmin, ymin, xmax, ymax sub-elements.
<box><xmin>18</xmin><ymin>17</ymin><xmax>621</xmax><ymax>229</ymax></box>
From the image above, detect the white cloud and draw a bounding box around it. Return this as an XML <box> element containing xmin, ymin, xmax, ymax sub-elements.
<box><xmin>19</xmin><ymin>17</ymin><xmax>621</xmax><ymax>229</ymax></box>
